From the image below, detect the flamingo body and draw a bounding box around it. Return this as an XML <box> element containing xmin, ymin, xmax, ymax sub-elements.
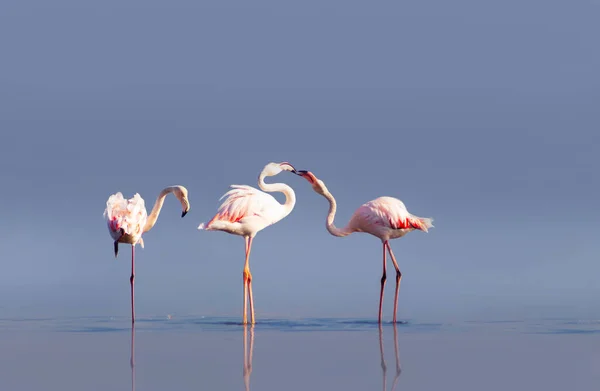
<box><xmin>350</xmin><ymin>196</ymin><xmax>433</xmax><ymax>241</ymax></box>
<box><xmin>104</xmin><ymin>192</ymin><xmax>147</xmax><ymax>247</ymax></box>
<box><xmin>199</xmin><ymin>184</ymin><xmax>288</xmax><ymax>237</ymax></box>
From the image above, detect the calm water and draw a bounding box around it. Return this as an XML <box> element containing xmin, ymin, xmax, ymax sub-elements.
<box><xmin>0</xmin><ymin>316</ymin><xmax>599</xmax><ymax>390</ymax></box>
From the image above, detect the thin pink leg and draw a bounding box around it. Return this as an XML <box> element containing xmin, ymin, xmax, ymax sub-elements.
<box><xmin>246</xmin><ymin>237</ymin><xmax>255</xmax><ymax>325</ymax></box>
<box><xmin>378</xmin><ymin>242</ymin><xmax>387</xmax><ymax>324</ymax></box>
<box><xmin>242</xmin><ymin>237</ymin><xmax>251</xmax><ymax>325</ymax></box>
<box><xmin>130</xmin><ymin>244</ymin><xmax>135</xmax><ymax>324</ymax></box>
<box><xmin>385</xmin><ymin>242</ymin><xmax>402</xmax><ymax>324</ymax></box>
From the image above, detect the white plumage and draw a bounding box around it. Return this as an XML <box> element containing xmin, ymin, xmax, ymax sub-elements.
<box><xmin>198</xmin><ymin>162</ymin><xmax>299</xmax><ymax>325</ymax></box>
<box><xmin>104</xmin><ymin>192</ymin><xmax>147</xmax><ymax>246</ymax></box>
<box><xmin>199</xmin><ymin>185</ymin><xmax>288</xmax><ymax>236</ymax></box>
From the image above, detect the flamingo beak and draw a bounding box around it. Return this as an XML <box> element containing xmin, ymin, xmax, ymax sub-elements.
<box><xmin>295</xmin><ymin>170</ymin><xmax>308</xmax><ymax>176</ymax></box>
<box><xmin>181</xmin><ymin>210</ymin><xmax>188</xmax><ymax>218</ymax></box>
<box><xmin>280</xmin><ymin>162</ymin><xmax>297</xmax><ymax>174</ymax></box>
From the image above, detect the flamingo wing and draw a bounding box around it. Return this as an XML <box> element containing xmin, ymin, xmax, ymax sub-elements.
<box><xmin>104</xmin><ymin>192</ymin><xmax>148</xmax><ymax>241</ymax></box>
<box><xmin>356</xmin><ymin>196</ymin><xmax>430</xmax><ymax>232</ymax></box>
<box><xmin>208</xmin><ymin>185</ymin><xmax>282</xmax><ymax>225</ymax></box>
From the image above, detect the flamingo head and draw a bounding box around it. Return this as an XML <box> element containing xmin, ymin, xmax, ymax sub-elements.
<box><xmin>170</xmin><ymin>185</ymin><xmax>190</xmax><ymax>217</ymax></box>
<box><xmin>296</xmin><ymin>170</ymin><xmax>328</xmax><ymax>195</ymax></box>
<box><xmin>261</xmin><ymin>162</ymin><xmax>298</xmax><ymax>177</ymax></box>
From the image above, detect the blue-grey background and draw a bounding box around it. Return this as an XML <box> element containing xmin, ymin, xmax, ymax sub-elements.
<box><xmin>0</xmin><ymin>0</ymin><xmax>598</xmax><ymax>322</ymax></box>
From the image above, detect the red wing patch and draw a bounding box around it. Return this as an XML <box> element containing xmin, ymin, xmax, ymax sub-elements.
<box><xmin>109</xmin><ymin>218</ymin><xmax>121</xmax><ymax>232</ymax></box>
<box><xmin>389</xmin><ymin>216</ymin><xmax>424</xmax><ymax>231</ymax></box>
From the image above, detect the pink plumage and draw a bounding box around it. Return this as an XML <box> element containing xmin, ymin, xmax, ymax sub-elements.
<box><xmin>296</xmin><ymin>170</ymin><xmax>434</xmax><ymax>324</ymax></box>
<box><xmin>351</xmin><ymin>196</ymin><xmax>433</xmax><ymax>235</ymax></box>
<box><xmin>202</xmin><ymin>185</ymin><xmax>278</xmax><ymax>227</ymax></box>
<box><xmin>104</xmin><ymin>192</ymin><xmax>147</xmax><ymax>246</ymax></box>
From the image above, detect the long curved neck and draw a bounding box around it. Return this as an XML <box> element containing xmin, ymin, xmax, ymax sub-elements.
<box><xmin>322</xmin><ymin>189</ymin><xmax>354</xmax><ymax>237</ymax></box>
<box><xmin>143</xmin><ymin>187</ymin><xmax>174</xmax><ymax>233</ymax></box>
<box><xmin>258</xmin><ymin>174</ymin><xmax>296</xmax><ymax>218</ymax></box>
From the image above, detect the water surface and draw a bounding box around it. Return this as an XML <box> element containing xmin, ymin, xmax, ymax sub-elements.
<box><xmin>0</xmin><ymin>316</ymin><xmax>598</xmax><ymax>390</ymax></box>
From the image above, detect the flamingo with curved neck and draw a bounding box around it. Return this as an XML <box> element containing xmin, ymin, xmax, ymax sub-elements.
<box><xmin>296</xmin><ymin>170</ymin><xmax>433</xmax><ymax>323</ymax></box>
<box><xmin>198</xmin><ymin>162</ymin><xmax>298</xmax><ymax>325</ymax></box>
<box><xmin>104</xmin><ymin>185</ymin><xmax>190</xmax><ymax>323</ymax></box>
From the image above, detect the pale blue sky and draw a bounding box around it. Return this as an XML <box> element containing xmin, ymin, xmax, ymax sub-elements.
<box><xmin>0</xmin><ymin>0</ymin><xmax>598</xmax><ymax>321</ymax></box>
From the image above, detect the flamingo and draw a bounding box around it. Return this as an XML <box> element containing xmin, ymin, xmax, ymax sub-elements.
<box><xmin>104</xmin><ymin>185</ymin><xmax>190</xmax><ymax>323</ymax></box>
<box><xmin>295</xmin><ymin>170</ymin><xmax>433</xmax><ymax>323</ymax></box>
<box><xmin>198</xmin><ymin>162</ymin><xmax>298</xmax><ymax>325</ymax></box>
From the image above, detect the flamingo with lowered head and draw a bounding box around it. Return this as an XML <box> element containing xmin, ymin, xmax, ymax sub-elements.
<box><xmin>104</xmin><ymin>185</ymin><xmax>190</xmax><ymax>323</ymax></box>
<box><xmin>198</xmin><ymin>162</ymin><xmax>298</xmax><ymax>325</ymax></box>
<box><xmin>295</xmin><ymin>170</ymin><xmax>433</xmax><ymax>323</ymax></box>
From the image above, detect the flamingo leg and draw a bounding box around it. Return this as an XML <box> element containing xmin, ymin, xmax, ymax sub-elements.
<box><xmin>379</xmin><ymin>242</ymin><xmax>387</xmax><ymax>323</ymax></box>
<box><xmin>378</xmin><ymin>324</ymin><xmax>388</xmax><ymax>391</ymax></box>
<box><xmin>385</xmin><ymin>242</ymin><xmax>402</xmax><ymax>324</ymax></box>
<box><xmin>243</xmin><ymin>237</ymin><xmax>255</xmax><ymax>325</ymax></box>
<box><xmin>247</xmin><ymin>237</ymin><xmax>255</xmax><ymax>325</ymax></box>
<box><xmin>243</xmin><ymin>237</ymin><xmax>249</xmax><ymax>325</ymax></box>
<box><xmin>130</xmin><ymin>244</ymin><xmax>135</xmax><ymax>324</ymax></box>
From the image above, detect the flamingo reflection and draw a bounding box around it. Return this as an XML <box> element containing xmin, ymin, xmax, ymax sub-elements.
<box><xmin>243</xmin><ymin>325</ymin><xmax>255</xmax><ymax>391</ymax></box>
<box><xmin>130</xmin><ymin>322</ymin><xmax>136</xmax><ymax>391</ymax></box>
<box><xmin>379</xmin><ymin>324</ymin><xmax>401</xmax><ymax>391</ymax></box>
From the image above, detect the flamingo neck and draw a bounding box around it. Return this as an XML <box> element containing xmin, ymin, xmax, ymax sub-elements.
<box><xmin>322</xmin><ymin>189</ymin><xmax>354</xmax><ymax>237</ymax></box>
<box><xmin>143</xmin><ymin>187</ymin><xmax>174</xmax><ymax>233</ymax></box>
<box><xmin>258</xmin><ymin>173</ymin><xmax>296</xmax><ymax>218</ymax></box>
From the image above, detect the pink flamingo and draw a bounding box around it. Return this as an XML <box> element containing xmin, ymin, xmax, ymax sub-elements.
<box><xmin>296</xmin><ymin>170</ymin><xmax>433</xmax><ymax>323</ymax></box>
<box><xmin>104</xmin><ymin>185</ymin><xmax>190</xmax><ymax>323</ymax></box>
<box><xmin>198</xmin><ymin>162</ymin><xmax>298</xmax><ymax>325</ymax></box>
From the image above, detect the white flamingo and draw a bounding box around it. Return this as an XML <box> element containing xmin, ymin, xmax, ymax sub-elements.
<box><xmin>104</xmin><ymin>185</ymin><xmax>190</xmax><ymax>322</ymax></box>
<box><xmin>198</xmin><ymin>162</ymin><xmax>298</xmax><ymax>325</ymax></box>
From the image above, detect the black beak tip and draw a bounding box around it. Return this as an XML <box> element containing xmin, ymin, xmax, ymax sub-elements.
<box><xmin>182</xmin><ymin>210</ymin><xmax>188</xmax><ymax>218</ymax></box>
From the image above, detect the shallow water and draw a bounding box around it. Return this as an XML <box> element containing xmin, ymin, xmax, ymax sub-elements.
<box><xmin>0</xmin><ymin>316</ymin><xmax>599</xmax><ymax>390</ymax></box>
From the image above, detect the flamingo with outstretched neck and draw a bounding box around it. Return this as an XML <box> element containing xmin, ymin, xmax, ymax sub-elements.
<box><xmin>295</xmin><ymin>170</ymin><xmax>433</xmax><ymax>323</ymax></box>
<box><xmin>198</xmin><ymin>162</ymin><xmax>298</xmax><ymax>325</ymax></box>
<box><xmin>104</xmin><ymin>185</ymin><xmax>190</xmax><ymax>323</ymax></box>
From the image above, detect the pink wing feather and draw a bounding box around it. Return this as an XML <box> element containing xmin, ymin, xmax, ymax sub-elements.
<box><xmin>205</xmin><ymin>185</ymin><xmax>279</xmax><ymax>227</ymax></box>
<box><xmin>104</xmin><ymin>192</ymin><xmax>148</xmax><ymax>242</ymax></box>
<box><xmin>355</xmin><ymin>196</ymin><xmax>433</xmax><ymax>232</ymax></box>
